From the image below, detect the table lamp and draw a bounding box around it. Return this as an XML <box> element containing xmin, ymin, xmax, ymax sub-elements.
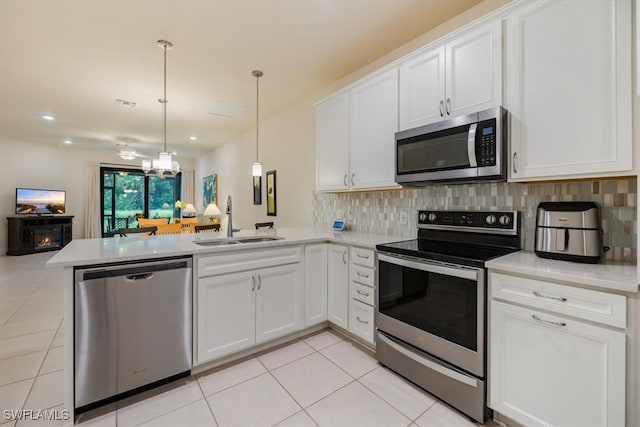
<box><xmin>183</xmin><ymin>203</ymin><xmax>197</xmax><ymax>218</ymax></box>
<box><xmin>203</xmin><ymin>203</ymin><xmax>221</xmax><ymax>223</ymax></box>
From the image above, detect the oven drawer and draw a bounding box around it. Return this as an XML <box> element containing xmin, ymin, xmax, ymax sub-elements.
<box><xmin>490</xmin><ymin>272</ymin><xmax>626</xmax><ymax>328</ymax></box>
<box><xmin>350</xmin><ymin>265</ymin><xmax>374</xmax><ymax>287</ymax></box>
<box><xmin>351</xmin><ymin>281</ymin><xmax>374</xmax><ymax>305</ymax></box>
<box><xmin>351</xmin><ymin>247</ymin><xmax>375</xmax><ymax>268</ymax></box>
<box><xmin>349</xmin><ymin>300</ymin><xmax>374</xmax><ymax>343</ymax></box>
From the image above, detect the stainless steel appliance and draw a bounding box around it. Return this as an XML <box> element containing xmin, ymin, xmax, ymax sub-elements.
<box><xmin>395</xmin><ymin>107</ymin><xmax>507</xmax><ymax>185</ymax></box>
<box><xmin>376</xmin><ymin>210</ymin><xmax>520</xmax><ymax>422</ymax></box>
<box><xmin>74</xmin><ymin>257</ymin><xmax>192</xmax><ymax>412</ymax></box>
<box><xmin>534</xmin><ymin>201</ymin><xmax>604</xmax><ymax>264</ymax></box>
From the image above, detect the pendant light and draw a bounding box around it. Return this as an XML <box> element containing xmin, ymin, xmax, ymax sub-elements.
<box><xmin>142</xmin><ymin>40</ymin><xmax>180</xmax><ymax>178</ymax></box>
<box><xmin>251</xmin><ymin>70</ymin><xmax>263</xmax><ymax>177</ymax></box>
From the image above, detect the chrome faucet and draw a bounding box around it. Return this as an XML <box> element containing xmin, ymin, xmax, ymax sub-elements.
<box><xmin>226</xmin><ymin>195</ymin><xmax>233</xmax><ymax>237</ymax></box>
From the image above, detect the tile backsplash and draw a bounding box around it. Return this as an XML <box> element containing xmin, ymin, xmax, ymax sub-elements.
<box><xmin>312</xmin><ymin>178</ymin><xmax>637</xmax><ymax>262</ymax></box>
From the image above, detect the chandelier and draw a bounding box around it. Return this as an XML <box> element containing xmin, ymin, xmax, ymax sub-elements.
<box><xmin>142</xmin><ymin>40</ymin><xmax>179</xmax><ymax>178</ymax></box>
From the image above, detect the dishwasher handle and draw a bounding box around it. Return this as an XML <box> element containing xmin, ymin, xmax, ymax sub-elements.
<box><xmin>125</xmin><ymin>273</ymin><xmax>154</xmax><ymax>282</ymax></box>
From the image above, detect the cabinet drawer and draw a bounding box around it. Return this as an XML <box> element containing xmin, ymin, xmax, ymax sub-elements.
<box><xmin>350</xmin><ymin>265</ymin><xmax>374</xmax><ymax>287</ymax></box>
<box><xmin>197</xmin><ymin>246</ymin><xmax>302</xmax><ymax>277</ymax></box>
<box><xmin>349</xmin><ymin>300</ymin><xmax>375</xmax><ymax>344</ymax></box>
<box><xmin>351</xmin><ymin>281</ymin><xmax>374</xmax><ymax>306</ymax></box>
<box><xmin>490</xmin><ymin>272</ymin><xmax>626</xmax><ymax>328</ymax></box>
<box><xmin>351</xmin><ymin>247</ymin><xmax>375</xmax><ymax>268</ymax></box>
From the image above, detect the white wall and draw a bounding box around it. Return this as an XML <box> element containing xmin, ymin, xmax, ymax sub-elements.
<box><xmin>195</xmin><ymin>100</ymin><xmax>316</xmax><ymax>231</ymax></box>
<box><xmin>0</xmin><ymin>136</ymin><xmax>194</xmax><ymax>255</ymax></box>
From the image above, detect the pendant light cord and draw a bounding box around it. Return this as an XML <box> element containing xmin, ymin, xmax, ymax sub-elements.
<box><xmin>252</xmin><ymin>70</ymin><xmax>263</xmax><ymax>163</ymax></box>
<box><xmin>161</xmin><ymin>42</ymin><xmax>168</xmax><ymax>153</ymax></box>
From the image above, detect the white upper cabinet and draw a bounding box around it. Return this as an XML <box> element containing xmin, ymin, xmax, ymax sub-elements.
<box><xmin>399</xmin><ymin>21</ymin><xmax>502</xmax><ymax>130</ymax></box>
<box><xmin>506</xmin><ymin>0</ymin><xmax>632</xmax><ymax>181</ymax></box>
<box><xmin>349</xmin><ymin>68</ymin><xmax>399</xmax><ymax>189</ymax></box>
<box><xmin>315</xmin><ymin>69</ymin><xmax>399</xmax><ymax>192</ymax></box>
<box><xmin>316</xmin><ymin>91</ymin><xmax>350</xmax><ymax>191</ymax></box>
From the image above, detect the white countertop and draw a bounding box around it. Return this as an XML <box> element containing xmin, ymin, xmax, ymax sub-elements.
<box><xmin>46</xmin><ymin>227</ymin><xmax>409</xmax><ymax>268</ymax></box>
<box><xmin>486</xmin><ymin>251</ymin><xmax>638</xmax><ymax>293</ymax></box>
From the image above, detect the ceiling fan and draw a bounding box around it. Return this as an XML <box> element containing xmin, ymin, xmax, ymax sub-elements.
<box><xmin>100</xmin><ymin>143</ymin><xmax>151</xmax><ymax>161</ymax></box>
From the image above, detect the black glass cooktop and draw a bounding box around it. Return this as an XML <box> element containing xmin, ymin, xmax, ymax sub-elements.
<box><xmin>376</xmin><ymin>239</ymin><xmax>518</xmax><ymax>268</ymax></box>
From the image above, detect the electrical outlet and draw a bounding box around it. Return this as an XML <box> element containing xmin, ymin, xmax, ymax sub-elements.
<box><xmin>336</xmin><ymin>209</ymin><xmax>343</xmax><ymax>219</ymax></box>
<box><xmin>399</xmin><ymin>211</ymin><xmax>408</xmax><ymax>225</ymax></box>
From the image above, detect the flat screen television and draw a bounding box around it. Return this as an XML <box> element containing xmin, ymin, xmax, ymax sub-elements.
<box><xmin>15</xmin><ymin>188</ymin><xmax>66</xmax><ymax>215</ymax></box>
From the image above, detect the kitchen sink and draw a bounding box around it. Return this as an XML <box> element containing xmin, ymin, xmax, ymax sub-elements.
<box><xmin>236</xmin><ymin>236</ymin><xmax>284</xmax><ymax>243</ymax></box>
<box><xmin>194</xmin><ymin>239</ymin><xmax>241</xmax><ymax>246</ymax></box>
<box><xmin>194</xmin><ymin>236</ymin><xmax>284</xmax><ymax>246</ymax></box>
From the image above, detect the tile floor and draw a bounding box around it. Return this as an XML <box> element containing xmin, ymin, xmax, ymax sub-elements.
<box><xmin>0</xmin><ymin>252</ymin><xmax>491</xmax><ymax>427</ymax></box>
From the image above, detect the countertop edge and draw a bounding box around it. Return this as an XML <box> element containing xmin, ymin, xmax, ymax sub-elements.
<box><xmin>486</xmin><ymin>251</ymin><xmax>639</xmax><ymax>294</ymax></box>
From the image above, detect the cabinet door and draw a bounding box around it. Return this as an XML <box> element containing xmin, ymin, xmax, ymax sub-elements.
<box><xmin>349</xmin><ymin>68</ymin><xmax>399</xmax><ymax>189</ymax></box>
<box><xmin>489</xmin><ymin>300</ymin><xmax>625</xmax><ymax>427</ymax></box>
<box><xmin>445</xmin><ymin>20</ymin><xmax>502</xmax><ymax>118</ymax></box>
<box><xmin>505</xmin><ymin>0</ymin><xmax>632</xmax><ymax>181</ymax></box>
<box><xmin>327</xmin><ymin>244</ymin><xmax>349</xmax><ymax>329</ymax></box>
<box><xmin>398</xmin><ymin>45</ymin><xmax>445</xmax><ymax>130</ymax></box>
<box><xmin>316</xmin><ymin>91</ymin><xmax>350</xmax><ymax>191</ymax></box>
<box><xmin>196</xmin><ymin>271</ymin><xmax>256</xmax><ymax>364</ymax></box>
<box><xmin>304</xmin><ymin>244</ymin><xmax>328</xmax><ymax>327</ymax></box>
<box><xmin>348</xmin><ymin>299</ymin><xmax>375</xmax><ymax>345</ymax></box>
<box><xmin>255</xmin><ymin>263</ymin><xmax>304</xmax><ymax>343</ymax></box>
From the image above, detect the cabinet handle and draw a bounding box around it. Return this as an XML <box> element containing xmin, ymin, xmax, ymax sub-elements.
<box><xmin>350</xmin><ymin>173</ymin><xmax>355</xmax><ymax>187</ymax></box>
<box><xmin>531</xmin><ymin>314</ymin><xmax>566</xmax><ymax>327</ymax></box>
<box><xmin>439</xmin><ymin>100</ymin><xmax>444</xmax><ymax>117</ymax></box>
<box><xmin>513</xmin><ymin>152</ymin><xmax>518</xmax><ymax>173</ymax></box>
<box><xmin>533</xmin><ymin>291</ymin><xmax>567</xmax><ymax>302</ymax></box>
<box><xmin>356</xmin><ymin>289</ymin><xmax>370</xmax><ymax>296</ymax></box>
<box><xmin>251</xmin><ymin>276</ymin><xmax>256</xmax><ymax>292</ymax></box>
<box><xmin>342</xmin><ymin>251</ymin><xmax>347</xmax><ymax>264</ymax></box>
<box><xmin>343</xmin><ymin>174</ymin><xmax>348</xmax><ymax>187</ymax></box>
<box><xmin>257</xmin><ymin>274</ymin><xmax>262</xmax><ymax>290</ymax></box>
<box><xmin>356</xmin><ymin>316</ymin><xmax>369</xmax><ymax>324</ymax></box>
<box><xmin>356</xmin><ymin>272</ymin><xmax>370</xmax><ymax>278</ymax></box>
<box><xmin>445</xmin><ymin>98</ymin><xmax>451</xmax><ymax>115</ymax></box>
<box><xmin>357</xmin><ymin>254</ymin><xmax>370</xmax><ymax>259</ymax></box>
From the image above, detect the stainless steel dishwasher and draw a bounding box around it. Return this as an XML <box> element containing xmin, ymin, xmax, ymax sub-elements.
<box><xmin>74</xmin><ymin>257</ymin><xmax>192</xmax><ymax>411</ymax></box>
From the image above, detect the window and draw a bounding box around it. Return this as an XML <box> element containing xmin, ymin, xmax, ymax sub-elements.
<box><xmin>101</xmin><ymin>167</ymin><xmax>182</xmax><ymax>237</ymax></box>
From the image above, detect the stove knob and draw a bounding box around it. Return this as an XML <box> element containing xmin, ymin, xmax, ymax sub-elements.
<box><xmin>485</xmin><ymin>214</ymin><xmax>497</xmax><ymax>225</ymax></box>
<box><xmin>427</xmin><ymin>213</ymin><xmax>437</xmax><ymax>222</ymax></box>
<box><xmin>499</xmin><ymin>215</ymin><xmax>511</xmax><ymax>225</ymax></box>
<box><xmin>419</xmin><ymin>213</ymin><xmax>427</xmax><ymax>222</ymax></box>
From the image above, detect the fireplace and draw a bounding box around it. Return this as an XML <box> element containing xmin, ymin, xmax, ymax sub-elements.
<box><xmin>34</xmin><ymin>228</ymin><xmax>61</xmax><ymax>250</ymax></box>
<box><xmin>7</xmin><ymin>216</ymin><xmax>73</xmax><ymax>256</ymax></box>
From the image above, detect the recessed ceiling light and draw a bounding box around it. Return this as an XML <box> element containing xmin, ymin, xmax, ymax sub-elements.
<box><xmin>42</xmin><ymin>115</ymin><xmax>55</xmax><ymax>121</ymax></box>
<box><xmin>63</xmin><ymin>140</ymin><xmax>72</xmax><ymax>144</ymax></box>
<box><xmin>189</xmin><ymin>136</ymin><xmax>197</xmax><ymax>141</ymax></box>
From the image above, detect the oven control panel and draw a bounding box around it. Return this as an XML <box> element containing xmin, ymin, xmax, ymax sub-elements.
<box><xmin>418</xmin><ymin>210</ymin><xmax>517</xmax><ymax>231</ymax></box>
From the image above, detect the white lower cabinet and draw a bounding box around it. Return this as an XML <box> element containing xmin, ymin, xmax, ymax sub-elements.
<box><xmin>195</xmin><ymin>248</ymin><xmax>303</xmax><ymax>365</ymax></box>
<box><xmin>304</xmin><ymin>244</ymin><xmax>328</xmax><ymax>327</ymax></box>
<box><xmin>489</xmin><ymin>273</ymin><xmax>626</xmax><ymax>427</ymax></box>
<box><xmin>348</xmin><ymin>247</ymin><xmax>376</xmax><ymax>346</ymax></box>
<box><xmin>327</xmin><ymin>244</ymin><xmax>349</xmax><ymax>329</ymax></box>
<box><xmin>196</xmin><ymin>271</ymin><xmax>256</xmax><ymax>363</ymax></box>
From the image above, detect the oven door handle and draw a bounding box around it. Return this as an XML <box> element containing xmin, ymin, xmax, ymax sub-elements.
<box><xmin>378</xmin><ymin>253</ymin><xmax>479</xmax><ymax>281</ymax></box>
<box><xmin>377</xmin><ymin>333</ymin><xmax>478</xmax><ymax>388</ymax></box>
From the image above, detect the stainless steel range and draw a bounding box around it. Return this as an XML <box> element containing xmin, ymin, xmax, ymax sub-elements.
<box><xmin>375</xmin><ymin>210</ymin><xmax>520</xmax><ymax>422</ymax></box>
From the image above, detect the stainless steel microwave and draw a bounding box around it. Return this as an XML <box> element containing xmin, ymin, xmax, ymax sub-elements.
<box><xmin>395</xmin><ymin>107</ymin><xmax>507</xmax><ymax>185</ymax></box>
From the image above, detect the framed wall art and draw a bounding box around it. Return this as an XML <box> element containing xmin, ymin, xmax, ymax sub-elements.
<box><xmin>203</xmin><ymin>174</ymin><xmax>218</xmax><ymax>208</ymax></box>
<box><xmin>253</xmin><ymin>176</ymin><xmax>262</xmax><ymax>205</ymax></box>
<box><xmin>266</xmin><ymin>170</ymin><xmax>276</xmax><ymax>216</ymax></box>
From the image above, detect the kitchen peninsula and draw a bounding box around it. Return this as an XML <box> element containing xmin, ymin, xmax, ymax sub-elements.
<box><xmin>47</xmin><ymin>228</ymin><xmax>397</xmax><ymax>424</ymax></box>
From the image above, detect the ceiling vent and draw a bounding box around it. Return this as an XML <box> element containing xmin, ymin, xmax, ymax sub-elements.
<box><xmin>209</xmin><ymin>101</ymin><xmax>248</xmax><ymax>118</ymax></box>
<box><xmin>114</xmin><ymin>99</ymin><xmax>137</xmax><ymax>108</ymax></box>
